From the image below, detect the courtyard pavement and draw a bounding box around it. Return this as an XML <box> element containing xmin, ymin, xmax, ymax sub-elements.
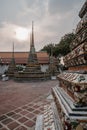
<box><xmin>0</xmin><ymin>80</ymin><xmax>58</xmax><ymax>130</ymax></box>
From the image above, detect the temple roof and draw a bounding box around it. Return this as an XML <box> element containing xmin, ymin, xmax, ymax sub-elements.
<box><xmin>0</xmin><ymin>52</ymin><xmax>50</xmax><ymax>64</ymax></box>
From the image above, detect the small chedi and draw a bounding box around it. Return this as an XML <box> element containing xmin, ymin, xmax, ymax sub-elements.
<box><xmin>49</xmin><ymin>50</ymin><xmax>59</xmax><ymax>78</ymax></box>
<box><xmin>7</xmin><ymin>43</ymin><xmax>16</xmax><ymax>77</ymax></box>
<box><xmin>14</xmin><ymin>22</ymin><xmax>50</xmax><ymax>81</ymax></box>
<box><xmin>52</xmin><ymin>0</ymin><xmax>87</xmax><ymax>129</ymax></box>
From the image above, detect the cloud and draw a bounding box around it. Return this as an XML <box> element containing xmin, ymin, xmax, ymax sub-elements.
<box><xmin>48</xmin><ymin>0</ymin><xmax>83</xmax><ymax>14</ymax></box>
<box><xmin>0</xmin><ymin>22</ymin><xmax>31</xmax><ymax>51</ymax></box>
<box><xmin>17</xmin><ymin>0</ymin><xmax>47</xmax><ymax>26</ymax></box>
<box><xmin>0</xmin><ymin>0</ymin><xmax>86</xmax><ymax>51</ymax></box>
<box><xmin>0</xmin><ymin>0</ymin><xmax>24</xmax><ymax>24</ymax></box>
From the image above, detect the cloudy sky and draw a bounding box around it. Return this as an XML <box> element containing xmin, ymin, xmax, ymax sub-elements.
<box><xmin>0</xmin><ymin>0</ymin><xmax>85</xmax><ymax>52</ymax></box>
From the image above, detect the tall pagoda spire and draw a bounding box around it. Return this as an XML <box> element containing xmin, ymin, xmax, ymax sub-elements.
<box><xmin>30</xmin><ymin>21</ymin><xmax>35</xmax><ymax>54</ymax></box>
<box><xmin>28</xmin><ymin>21</ymin><xmax>38</xmax><ymax>63</ymax></box>
<box><xmin>31</xmin><ymin>21</ymin><xmax>34</xmax><ymax>47</ymax></box>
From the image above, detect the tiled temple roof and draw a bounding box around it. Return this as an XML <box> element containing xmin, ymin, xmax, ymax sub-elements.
<box><xmin>0</xmin><ymin>52</ymin><xmax>50</xmax><ymax>64</ymax></box>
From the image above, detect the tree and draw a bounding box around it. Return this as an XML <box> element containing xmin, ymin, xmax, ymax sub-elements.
<box><xmin>55</xmin><ymin>33</ymin><xmax>75</xmax><ymax>56</ymax></box>
<box><xmin>41</xmin><ymin>33</ymin><xmax>75</xmax><ymax>57</ymax></box>
<box><xmin>41</xmin><ymin>43</ymin><xmax>55</xmax><ymax>56</ymax></box>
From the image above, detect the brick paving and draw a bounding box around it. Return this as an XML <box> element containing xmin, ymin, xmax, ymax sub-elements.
<box><xmin>0</xmin><ymin>80</ymin><xmax>58</xmax><ymax>130</ymax></box>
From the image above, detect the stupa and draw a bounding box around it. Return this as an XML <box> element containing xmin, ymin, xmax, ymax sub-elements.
<box><xmin>52</xmin><ymin>0</ymin><xmax>87</xmax><ymax>129</ymax></box>
<box><xmin>14</xmin><ymin>22</ymin><xmax>50</xmax><ymax>81</ymax></box>
<box><xmin>25</xmin><ymin>21</ymin><xmax>42</xmax><ymax>73</ymax></box>
<box><xmin>7</xmin><ymin>43</ymin><xmax>16</xmax><ymax>77</ymax></box>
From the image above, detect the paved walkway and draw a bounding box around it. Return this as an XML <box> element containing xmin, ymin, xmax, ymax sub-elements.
<box><xmin>0</xmin><ymin>80</ymin><xmax>58</xmax><ymax>130</ymax></box>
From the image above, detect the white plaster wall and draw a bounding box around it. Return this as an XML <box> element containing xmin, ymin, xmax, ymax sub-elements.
<box><xmin>41</xmin><ymin>65</ymin><xmax>49</xmax><ymax>72</ymax></box>
<box><xmin>0</xmin><ymin>65</ymin><xmax>8</xmax><ymax>74</ymax></box>
<box><xmin>0</xmin><ymin>64</ymin><xmax>49</xmax><ymax>74</ymax></box>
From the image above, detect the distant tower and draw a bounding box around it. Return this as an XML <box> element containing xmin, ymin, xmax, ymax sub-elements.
<box><xmin>7</xmin><ymin>42</ymin><xmax>16</xmax><ymax>77</ymax></box>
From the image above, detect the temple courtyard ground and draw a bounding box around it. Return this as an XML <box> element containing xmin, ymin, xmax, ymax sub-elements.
<box><xmin>0</xmin><ymin>80</ymin><xmax>58</xmax><ymax>130</ymax></box>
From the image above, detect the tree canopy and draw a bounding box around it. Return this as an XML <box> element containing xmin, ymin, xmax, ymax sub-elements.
<box><xmin>41</xmin><ymin>33</ymin><xmax>75</xmax><ymax>57</ymax></box>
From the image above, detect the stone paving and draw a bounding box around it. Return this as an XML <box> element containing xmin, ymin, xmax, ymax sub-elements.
<box><xmin>0</xmin><ymin>80</ymin><xmax>58</xmax><ymax>130</ymax></box>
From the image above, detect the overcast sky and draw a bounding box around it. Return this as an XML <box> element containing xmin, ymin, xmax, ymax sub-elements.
<box><xmin>0</xmin><ymin>0</ymin><xmax>85</xmax><ymax>52</ymax></box>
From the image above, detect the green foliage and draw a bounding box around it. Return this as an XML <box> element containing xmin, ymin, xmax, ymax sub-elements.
<box><xmin>41</xmin><ymin>33</ymin><xmax>75</xmax><ymax>57</ymax></box>
<box><xmin>41</xmin><ymin>43</ymin><xmax>55</xmax><ymax>56</ymax></box>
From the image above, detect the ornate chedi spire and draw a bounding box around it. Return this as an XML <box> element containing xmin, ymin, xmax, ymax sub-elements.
<box><xmin>28</xmin><ymin>21</ymin><xmax>38</xmax><ymax>64</ymax></box>
<box><xmin>14</xmin><ymin>21</ymin><xmax>50</xmax><ymax>80</ymax></box>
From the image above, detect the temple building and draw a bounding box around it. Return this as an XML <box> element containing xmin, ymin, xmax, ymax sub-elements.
<box><xmin>0</xmin><ymin>51</ymin><xmax>50</xmax><ymax>74</ymax></box>
<box><xmin>35</xmin><ymin>1</ymin><xmax>87</xmax><ymax>129</ymax></box>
